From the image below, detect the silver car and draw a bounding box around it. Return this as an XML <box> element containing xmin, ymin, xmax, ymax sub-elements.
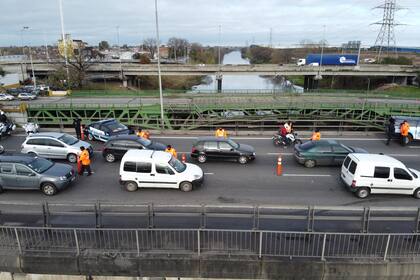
<box><xmin>0</xmin><ymin>154</ymin><xmax>76</xmax><ymax>196</ymax></box>
<box><xmin>21</xmin><ymin>132</ymin><xmax>93</xmax><ymax>163</ymax></box>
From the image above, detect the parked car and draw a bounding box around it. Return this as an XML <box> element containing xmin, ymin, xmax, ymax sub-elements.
<box><xmin>341</xmin><ymin>153</ymin><xmax>420</xmax><ymax>199</ymax></box>
<box><xmin>102</xmin><ymin>135</ymin><xmax>166</xmax><ymax>163</ymax></box>
<box><xmin>294</xmin><ymin>140</ymin><xmax>367</xmax><ymax>168</ymax></box>
<box><xmin>6</xmin><ymin>88</ymin><xmax>25</xmax><ymax>96</ymax></box>
<box><xmin>190</xmin><ymin>136</ymin><xmax>256</xmax><ymax>164</ymax></box>
<box><xmin>18</xmin><ymin>93</ymin><xmax>37</xmax><ymax>100</ymax></box>
<box><xmin>21</xmin><ymin>132</ymin><xmax>93</xmax><ymax>163</ymax></box>
<box><xmin>0</xmin><ymin>153</ymin><xmax>76</xmax><ymax>196</ymax></box>
<box><xmin>84</xmin><ymin>119</ymin><xmax>130</xmax><ymax>142</ymax></box>
<box><xmin>0</xmin><ymin>94</ymin><xmax>14</xmax><ymax>101</ymax></box>
<box><xmin>119</xmin><ymin>150</ymin><xmax>204</xmax><ymax>192</ymax></box>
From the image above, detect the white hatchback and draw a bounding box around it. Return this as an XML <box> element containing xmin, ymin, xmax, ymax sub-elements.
<box><xmin>341</xmin><ymin>153</ymin><xmax>420</xmax><ymax>199</ymax></box>
<box><xmin>119</xmin><ymin>150</ymin><xmax>204</xmax><ymax>192</ymax></box>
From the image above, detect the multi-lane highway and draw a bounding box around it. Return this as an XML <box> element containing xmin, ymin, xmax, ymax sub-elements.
<box><xmin>1</xmin><ymin>132</ymin><xmax>420</xmax><ymax>207</ymax></box>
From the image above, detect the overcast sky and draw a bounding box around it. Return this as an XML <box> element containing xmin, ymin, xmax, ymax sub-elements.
<box><xmin>0</xmin><ymin>0</ymin><xmax>419</xmax><ymax>48</ymax></box>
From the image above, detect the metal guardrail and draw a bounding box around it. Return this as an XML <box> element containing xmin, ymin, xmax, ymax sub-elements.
<box><xmin>0</xmin><ymin>226</ymin><xmax>419</xmax><ymax>261</ymax></box>
<box><xmin>1</xmin><ymin>202</ymin><xmax>420</xmax><ymax>233</ymax></box>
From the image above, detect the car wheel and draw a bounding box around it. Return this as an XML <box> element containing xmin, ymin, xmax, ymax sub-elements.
<box><xmin>125</xmin><ymin>181</ymin><xmax>138</xmax><ymax>192</ymax></box>
<box><xmin>180</xmin><ymin>181</ymin><xmax>193</xmax><ymax>192</ymax></box>
<box><xmin>413</xmin><ymin>188</ymin><xmax>420</xmax><ymax>199</ymax></box>
<box><xmin>28</xmin><ymin>152</ymin><xmax>37</xmax><ymax>157</ymax></box>
<box><xmin>87</xmin><ymin>133</ymin><xmax>94</xmax><ymax>141</ymax></box>
<box><xmin>105</xmin><ymin>152</ymin><xmax>116</xmax><ymax>163</ymax></box>
<box><xmin>41</xmin><ymin>183</ymin><xmax>57</xmax><ymax>196</ymax></box>
<box><xmin>67</xmin><ymin>153</ymin><xmax>77</xmax><ymax>163</ymax></box>
<box><xmin>238</xmin><ymin>155</ymin><xmax>248</xmax><ymax>164</ymax></box>
<box><xmin>197</xmin><ymin>154</ymin><xmax>207</xmax><ymax>163</ymax></box>
<box><xmin>304</xmin><ymin>159</ymin><xmax>316</xmax><ymax>168</ymax></box>
<box><xmin>356</xmin><ymin>188</ymin><xmax>370</xmax><ymax>199</ymax></box>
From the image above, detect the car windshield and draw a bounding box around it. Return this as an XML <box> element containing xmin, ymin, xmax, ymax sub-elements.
<box><xmin>227</xmin><ymin>139</ymin><xmax>239</xmax><ymax>149</ymax></box>
<box><xmin>106</xmin><ymin>121</ymin><xmax>127</xmax><ymax>132</ymax></box>
<box><xmin>27</xmin><ymin>157</ymin><xmax>54</xmax><ymax>173</ymax></box>
<box><xmin>409</xmin><ymin>168</ymin><xmax>418</xmax><ymax>179</ymax></box>
<box><xmin>58</xmin><ymin>134</ymin><xmax>79</xmax><ymax>145</ymax></box>
<box><xmin>340</xmin><ymin>144</ymin><xmax>352</xmax><ymax>152</ymax></box>
<box><xmin>169</xmin><ymin>157</ymin><xmax>187</xmax><ymax>173</ymax></box>
<box><xmin>299</xmin><ymin>141</ymin><xmax>315</xmax><ymax>150</ymax></box>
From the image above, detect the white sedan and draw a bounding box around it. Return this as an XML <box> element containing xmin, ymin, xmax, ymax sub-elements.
<box><xmin>0</xmin><ymin>94</ymin><xmax>14</xmax><ymax>101</ymax></box>
<box><xmin>18</xmin><ymin>93</ymin><xmax>37</xmax><ymax>100</ymax></box>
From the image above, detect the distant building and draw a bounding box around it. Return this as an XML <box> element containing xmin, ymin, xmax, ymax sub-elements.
<box><xmin>158</xmin><ymin>46</ymin><xmax>169</xmax><ymax>59</ymax></box>
<box><xmin>58</xmin><ymin>34</ymin><xmax>88</xmax><ymax>57</ymax></box>
<box><xmin>341</xmin><ymin>41</ymin><xmax>361</xmax><ymax>50</ymax></box>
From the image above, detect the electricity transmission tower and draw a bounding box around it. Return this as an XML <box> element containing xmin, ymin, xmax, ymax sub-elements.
<box><xmin>372</xmin><ymin>0</ymin><xmax>403</xmax><ymax>60</ymax></box>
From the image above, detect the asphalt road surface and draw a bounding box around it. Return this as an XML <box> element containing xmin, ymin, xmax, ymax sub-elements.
<box><xmin>1</xmin><ymin>132</ymin><xmax>420</xmax><ymax>208</ymax></box>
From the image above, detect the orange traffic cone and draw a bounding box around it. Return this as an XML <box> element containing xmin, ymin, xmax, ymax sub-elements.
<box><xmin>276</xmin><ymin>155</ymin><xmax>283</xmax><ymax>176</ymax></box>
<box><xmin>80</xmin><ymin>125</ymin><xmax>85</xmax><ymax>140</ymax></box>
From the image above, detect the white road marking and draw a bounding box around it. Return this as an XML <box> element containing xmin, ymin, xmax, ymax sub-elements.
<box><xmin>408</xmin><ymin>146</ymin><xmax>420</xmax><ymax>149</ymax></box>
<box><xmin>204</xmin><ymin>173</ymin><xmax>214</xmax><ymax>175</ymax></box>
<box><xmin>282</xmin><ymin>174</ymin><xmax>332</xmax><ymax>177</ymax></box>
<box><xmin>266</xmin><ymin>153</ymin><xmax>294</xmax><ymax>156</ymax></box>
<box><xmin>151</xmin><ymin>136</ymin><xmax>388</xmax><ymax>141</ymax></box>
<box><xmin>388</xmin><ymin>154</ymin><xmax>420</xmax><ymax>157</ymax></box>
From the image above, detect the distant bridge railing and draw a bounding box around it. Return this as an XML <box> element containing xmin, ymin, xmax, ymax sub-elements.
<box><xmin>1</xmin><ymin>226</ymin><xmax>419</xmax><ymax>261</ymax></box>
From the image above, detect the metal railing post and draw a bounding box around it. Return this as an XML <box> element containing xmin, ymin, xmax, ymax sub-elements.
<box><xmin>135</xmin><ymin>230</ymin><xmax>140</xmax><ymax>257</ymax></box>
<box><xmin>321</xmin><ymin>233</ymin><xmax>327</xmax><ymax>261</ymax></box>
<box><xmin>197</xmin><ymin>229</ymin><xmax>201</xmax><ymax>257</ymax></box>
<box><xmin>258</xmin><ymin>231</ymin><xmax>263</xmax><ymax>258</ymax></box>
<box><xmin>95</xmin><ymin>201</ymin><xmax>101</xmax><ymax>228</ymax></box>
<box><xmin>14</xmin><ymin>228</ymin><xmax>22</xmax><ymax>255</ymax></box>
<box><xmin>383</xmin><ymin>234</ymin><xmax>391</xmax><ymax>261</ymax></box>
<box><xmin>43</xmin><ymin>201</ymin><xmax>50</xmax><ymax>227</ymax></box>
<box><xmin>73</xmin><ymin>229</ymin><xmax>80</xmax><ymax>256</ymax></box>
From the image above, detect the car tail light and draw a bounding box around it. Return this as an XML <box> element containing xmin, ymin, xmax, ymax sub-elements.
<box><xmin>192</xmin><ymin>147</ymin><xmax>197</xmax><ymax>153</ymax></box>
<box><xmin>351</xmin><ymin>180</ymin><xmax>357</xmax><ymax>188</ymax></box>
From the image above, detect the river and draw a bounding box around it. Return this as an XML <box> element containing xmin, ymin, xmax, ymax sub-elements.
<box><xmin>192</xmin><ymin>51</ymin><xmax>302</xmax><ymax>93</ymax></box>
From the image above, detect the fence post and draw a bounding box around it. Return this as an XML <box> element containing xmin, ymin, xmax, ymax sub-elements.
<box><xmin>197</xmin><ymin>229</ymin><xmax>201</xmax><ymax>257</ymax></box>
<box><xmin>321</xmin><ymin>233</ymin><xmax>327</xmax><ymax>261</ymax></box>
<box><xmin>59</xmin><ymin>118</ymin><xmax>64</xmax><ymax>133</ymax></box>
<box><xmin>135</xmin><ymin>230</ymin><xmax>140</xmax><ymax>257</ymax></box>
<box><xmin>415</xmin><ymin>208</ymin><xmax>420</xmax><ymax>233</ymax></box>
<box><xmin>258</xmin><ymin>231</ymin><xmax>263</xmax><ymax>258</ymax></box>
<box><xmin>95</xmin><ymin>201</ymin><xmax>101</xmax><ymax>228</ymax></box>
<box><xmin>43</xmin><ymin>201</ymin><xmax>50</xmax><ymax>227</ymax></box>
<box><xmin>14</xmin><ymin>228</ymin><xmax>22</xmax><ymax>255</ymax></box>
<box><xmin>383</xmin><ymin>234</ymin><xmax>391</xmax><ymax>261</ymax></box>
<box><xmin>73</xmin><ymin>229</ymin><xmax>80</xmax><ymax>256</ymax></box>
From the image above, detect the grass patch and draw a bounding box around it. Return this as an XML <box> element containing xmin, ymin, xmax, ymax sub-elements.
<box><xmin>71</xmin><ymin>89</ymin><xmax>187</xmax><ymax>98</ymax></box>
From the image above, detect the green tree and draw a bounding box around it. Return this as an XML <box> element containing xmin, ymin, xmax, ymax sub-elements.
<box><xmin>167</xmin><ymin>37</ymin><xmax>190</xmax><ymax>60</ymax></box>
<box><xmin>380</xmin><ymin>56</ymin><xmax>412</xmax><ymax>65</ymax></box>
<box><xmin>142</xmin><ymin>38</ymin><xmax>158</xmax><ymax>59</ymax></box>
<box><xmin>98</xmin><ymin>41</ymin><xmax>110</xmax><ymax>50</ymax></box>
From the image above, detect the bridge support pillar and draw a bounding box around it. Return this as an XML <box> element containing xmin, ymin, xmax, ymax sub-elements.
<box><xmin>216</xmin><ymin>73</ymin><xmax>223</xmax><ymax>93</ymax></box>
<box><xmin>304</xmin><ymin>76</ymin><xmax>318</xmax><ymax>92</ymax></box>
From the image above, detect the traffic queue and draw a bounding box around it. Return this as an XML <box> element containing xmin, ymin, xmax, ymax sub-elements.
<box><xmin>0</xmin><ymin>115</ymin><xmax>419</xmax><ymax>200</ymax></box>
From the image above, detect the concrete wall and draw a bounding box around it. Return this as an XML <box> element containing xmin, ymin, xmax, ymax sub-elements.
<box><xmin>0</xmin><ymin>254</ymin><xmax>420</xmax><ymax>280</ymax></box>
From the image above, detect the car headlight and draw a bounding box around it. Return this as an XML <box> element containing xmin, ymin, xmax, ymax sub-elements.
<box><xmin>59</xmin><ymin>176</ymin><xmax>67</xmax><ymax>181</ymax></box>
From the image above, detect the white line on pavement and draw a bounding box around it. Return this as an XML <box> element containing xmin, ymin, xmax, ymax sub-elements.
<box><xmin>266</xmin><ymin>153</ymin><xmax>294</xmax><ymax>156</ymax></box>
<box><xmin>408</xmin><ymin>146</ymin><xmax>420</xmax><ymax>149</ymax></box>
<box><xmin>388</xmin><ymin>154</ymin><xmax>420</xmax><ymax>157</ymax></box>
<box><xmin>282</xmin><ymin>174</ymin><xmax>332</xmax><ymax>177</ymax></box>
<box><xmin>151</xmin><ymin>136</ymin><xmax>387</xmax><ymax>141</ymax></box>
<box><xmin>204</xmin><ymin>173</ymin><xmax>214</xmax><ymax>175</ymax></box>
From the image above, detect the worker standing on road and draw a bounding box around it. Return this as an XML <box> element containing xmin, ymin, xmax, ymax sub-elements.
<box><xmin>215</xmin><ymin>127</ymin><xmax>228</xmax><ymax>138</ymax></box>
<box><xmin>311</xmin><ymin>128</ymin><xmax>321</xmax><ymax>141</ymax></box>
<box><xmin>137</xmin><ymin>128</ymin><xmax>150</xmax><ymax>139</ymax></box>
<box><xmin>73</xmin><ymin>118</ymin><xmax>81</xmax><ymax>139</ymax></box>
<box><xmin>386</xmin><ymin>117</ymin><xmax>395</xmax><ymax>145</ymax></box>
<box><xmin>400</xmin><ymin>120</ymin><xmax>410</xmax><ymax>146</ymax></box>
<box><xmin>165</xmin><ymin>145</ymin><xmax>177</xmax><ymax>158</ymax></box>
<box><xmin>78</xmin><ymin>146</ymin><xmax>92</xmax><ymax>176</ymax></box>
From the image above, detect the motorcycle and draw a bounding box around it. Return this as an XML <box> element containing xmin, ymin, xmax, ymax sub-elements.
<box><xmin>23</xmin><ymin>122</ymin><xmax>39</xmax><ymax>135</ymax></box>
<box><xmin>272</xmin><ymin>132</ymin><xmax>302</xmax><ymax>147</ymax></box>
<box><xmin>0</xmin><ymin>121</ymin><xmax>16</xmax><ymax>139</ymax></box>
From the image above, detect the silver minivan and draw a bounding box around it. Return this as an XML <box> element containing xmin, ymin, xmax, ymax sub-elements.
<box><xmin>21</xmin><ymin>132</ymin><xmax>93</xmax><ymax>163</ymax></box>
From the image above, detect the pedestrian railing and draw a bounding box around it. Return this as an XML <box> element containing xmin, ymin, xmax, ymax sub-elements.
<box><xmin>0</xmin><ymin>226</ymin><xmax>419</xmax><ymax>261</ymax></box>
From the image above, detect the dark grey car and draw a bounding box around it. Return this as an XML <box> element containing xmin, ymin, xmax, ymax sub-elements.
<box><xmin>0</xmin><ymin>154</ymin><xmax>76</xmax><ymax>195</ymax></box>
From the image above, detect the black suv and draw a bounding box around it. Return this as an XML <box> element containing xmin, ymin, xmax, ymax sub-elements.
<box><xmin>102</xmin><ymin>135</ymin><xmax>166</xmax><ymax>162</ymax></box>
<box><xmin>191</xmin><ymin>137</ymin><xmax>256</xmax><ymax>164</ymax></box>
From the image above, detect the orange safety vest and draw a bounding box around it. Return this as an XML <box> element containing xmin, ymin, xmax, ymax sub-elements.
<box><xmin>165</xmin><ymin>148</ymin><xmax>177</xmax><ymax>158</ymax></box>
<box><xmin>215</xmin><ymin>129</ymin><xmax>227</xmax><ymax>138</ymax></box>
<box><xmin>137</xmin><ymin>131</ymin><xmax>150</xmax><ymax>139</ymax></box>
<box><xmin>79</xmin><ymin>150</ymin><xmax>90</xmax><ymax>165</ymax></box>
<box><xmin>311</xmin><ymin>132</ymin><xmax>321</xmax><ymax>141</ymax></box>
<box><xmin>401</xmin><ymin>123</ymin><xmax>409</xmax><ymax>136</ymax></box>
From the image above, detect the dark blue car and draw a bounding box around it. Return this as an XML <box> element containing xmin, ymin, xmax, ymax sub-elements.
<box><xmin>84</xmin><ymin>119</ymin><xmax>130</xmax><ymax>142</ymax></box>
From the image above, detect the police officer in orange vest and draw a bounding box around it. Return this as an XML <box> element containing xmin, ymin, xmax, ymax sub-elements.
<box><xmin>311</xmin><ymin>128</ymin><xmax>321</xmax><ymax>141</ymax></box>
<box><xmin>78</xmin><ymin>146</ymin><xmax>92</xmax><ymax>176</ymax></box>
<box><xmin>215</xmin><ymin>127</ymin><xmax>227</xmax><ymax>138</ymax></box>
<box><xmin>165</xmin><ymin>145</ymin><xmax>177</xmax><ymax>158</ymax></box>
<box><xmin>400</xmin><ymin>120</ymin><xmax>410</xmax><ymax>146</ymax></box>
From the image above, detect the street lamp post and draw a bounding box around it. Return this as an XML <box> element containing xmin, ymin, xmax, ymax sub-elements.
<box><xmin>22</xmin><ymin>27</ymin><xmax>37</xmax><ymax>88</ymax></box>
<box><xmin>154</xmin><ymin>0</ymin><xmax>165</xmax><ymax>130</ymax></box>
<box><xmin>59</xmin><ymin>0</ymin><xmax>70</xmax><ymax>89</ymax></box>
<box><xmin>20</xmin><ymin>27</ymin><xmax>28</xmax><ymax>81</ymax></box>
<box><xmin>316</xmin><ymin>25</ymin><xmax>326</xmax><ymax>81</ymax></box>
<box><xmin>116</xmin><ymin>26</ymin><xmax>123</xmax><ymax>81</ymax></box>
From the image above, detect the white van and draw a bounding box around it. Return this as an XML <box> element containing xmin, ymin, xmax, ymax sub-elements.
<box><xmin>341</xmin><ymin>153</ymin><xmax>420</xmax><ymax>199</ymax></box>
<box><xmin>119</xmin><ymin>150</ymin><xmax>204</xmax><ymax>192</ymax></box>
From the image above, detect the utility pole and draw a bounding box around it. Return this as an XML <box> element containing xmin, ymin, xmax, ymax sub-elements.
<box><xmin>154</xmin><ymin>0</ymin><xmax>165</xmax><ymax>130</ymax></box>
<box><xmin>23</xmin><ymin>28</ymin><xmax>37</xmax><ymax>89</ymax></box>
<box><xmin>59</xmin><ymin>0</ymin><xmax>70</xmax><ymax>89</ymax></box>
<box><xmin>218</xmin><ymin>25</ymin><xmax>222</xmax><ymax>66</ymax></box>
<box><xmin>116</xmin><ymin>26</ymin><xmax>123</xmax><ymax>81</ymax></box>
<box><xmin>43</xmin><ymin>30</ymin><xmax>50</xmax><ymax>63</ymax></box>
<box><xmin>20</xmin><ymin>27</ymin><xmax>28</xmax><ymax>81</ymax></box>
<box><xmin>372</xmin><ymin>0</ymin><xmax>403</xmax><ymax>60</ymax></box>
<box><xmin>269</xmin><ymin>28</ymin><xmax>273</xmax><ymax>48</ymax></box>
<box><xmin>316</xmin><ymin>25</ymin><xmax>326</xmax><ymax>80</ymax></box>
